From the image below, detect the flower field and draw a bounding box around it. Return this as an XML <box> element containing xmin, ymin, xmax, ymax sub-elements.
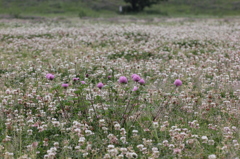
<box><xmin>0</xmin><ymin>18</ymin><xmax>240</xmax><ymax>158</ymax></box>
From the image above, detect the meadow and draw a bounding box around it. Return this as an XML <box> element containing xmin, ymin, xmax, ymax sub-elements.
<box><xmin>1</xmin><ymin>0</ymin><xmax>240</xmax><ymax>19</ymax></box>
<box><xmin>0</xmin><ymin>17</ymin><xmax>240</xmax><ymax>158</ymax></box>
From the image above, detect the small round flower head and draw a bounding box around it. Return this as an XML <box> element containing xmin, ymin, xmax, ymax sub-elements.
<box><xmin>174</xmin><ymin>79</ymin><xmax>182</xmax><ymax>87</ymax></box>
<box><xmin>73</xmin><ymin>78</ymin><xmax>80</xmax><ymax>81</ymax></box>
<box><xmin>46</xmin><ymin>73</ymin><xmax>54</xmax><ymax>80</ymax></box>
<box><xmin>173</xmin><ymin>148</ymin><xmax>182</xmax><ymax>154</ymax></box>
<box><xmin>97</xmin><ymin>82</ymin><xmax>104</xmax><ymax>89</ymax></box>
<box><xmin>131</xmin><ymin>74</ymin><xmax>138</xmax><ymax>78</ymax></box>
<box><xmin>138</xmin><ymin>79</ymin><xmax>145</xmax><ymax>85</ymax></box>
<box><xmin>118</xmin><ymin>76</ymin><xmax>128</xmax><ymax>84</ymax></box>
<box><xmin>132</xmin><ymin>86</ymin><xmax>138</xmax><ymax>91</ymax></box>
<box><xmin>132</xmin><ymin>75</ymin><xmax>141</xmax><ymax>82</ymax></box>
<box><xmin>62</xmin><ymin>83</ymin><xmax>69</xmax><ymax>88</ymax></box>
<box><xmin>81</xmin><ymin>81</ymin><xmax>86</xmax><ymax>84</ymax></box>
<box><xmin>107</xmin><ymin>76</ymin><xmax>112</xmax><ymax>80</ymax></box>
<box><xmin>208</xmin><ymin>154</ymin><xmax>217</xmax><ymax>159</ymax></box>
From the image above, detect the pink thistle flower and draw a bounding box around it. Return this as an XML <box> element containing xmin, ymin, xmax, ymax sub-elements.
<box><xmin>73</xmin><ymin>78</ymin><xmax>80</xmax><ymax>81</ymax></box>
<box><xmin>131</xmin><ymin>74</ymin><xmax>138</xmax><ymax>78</ymax></box>
<box><xmin>97</xmin><ymin>82</ymin><xmax>104</xmax><ymax>89</ymax></box>
<box><xmin>132</xmin><ymin>74</ymin><xmax>141</xmax><ymax>82</ymax></box>
<box><xmin>81</xmin><ymin>81</ymin><xmax>86</xmax><ymax>84</ymax></box>
<box><xmin>174</xmin><ymin>79</ymin><xmax>182</xmax><ymax>87</ymax></box>
<box><xmin>132</xmin><ymin>86</ymin><xmax>138</xmax><ymax>91</ymax></box>
<box><xmin>118</xmin><ymin>76</ymin><xmax>128</xmax><ymax>84</ymax></box>
<box><xmin>62</xmin><ymin>83</ymin><xmax>69</xmax><ymax>88</ymax></box>
<box><xmin>46</xmin><ymin>73</ymin><xmax>54</xmax><ymax>80</ymax></box>
<box><xmin>138</xmin><ymin>79</ymin><xmax>145</xmax><ymax>85</ymax></box>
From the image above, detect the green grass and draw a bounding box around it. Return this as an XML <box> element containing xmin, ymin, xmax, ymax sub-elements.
<box><xmin>145</xmin><ymin>0</ymin><xmax>239</xmax><ymax>17</ymax></box>
<box><xmin>0</xmin><ymin>0</ymin><xmax>123</xmax><ymax>18</ymax></box>
<box><xmin>0</xmin><ymin>0</ymin><xmax>240</xmax><ymax>19</ymax></box>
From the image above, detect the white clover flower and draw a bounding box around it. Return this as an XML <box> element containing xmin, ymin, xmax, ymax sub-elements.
<box><xmin>163</xmin><ymin>140</ymin><xmax>169</xmax><ymax>146</ymax></box>
<box><xmin>132</xmin><ymin>130</ymin><xmax>138</xmax><ymax>134</ymax></box>
<box><xmin>152</xmin><ymin>121</ymin><xmax>159</xmax><ymax>128</ymax></box>
<box><xmin>85</xmin><ymin>130</ymin><xmax>93</xmax><ymax>135</ymax></box>
<box><xmin>201</xmin><ymin>136</ymin><xmax>208</xmax><ymax>143</ymax></box>
<box><xmin>114</xmin><ymin>123</ymin><xmax>121</xmax><ymax>130</ymax></box>
<box><xmin>120</xmin><ymin>147</ymin><xmax>127</xmax><ymax>154</ymax></box>
<box><xmin>208</xmin><ymin>140</ymin><xmax>215</xmax><ymax>145</ymax></box>
<box><xmin>108</xmin><ymin>149</ymin><xmax>118</xmax><ymax>157</ymax></box>
<box><xmin>120</xmin><ymin>137</ymin><xmax>126</xmax><ymax>143</ymax></box>
<box><xmin>168</xmin><ymin>144</ymin><xmax>175</xmax><ymax>149</ymax></box>
<box><xmin>78</xmin><ymin>137</ymin><xmax>85</xmax><ymax>144</ymax></box>
<box><xmin>208</xmin><ymin>154</ymin><xmax>217</xmax><ymax>159</ymax></box>
<box><xmin>103</xmin><ymin>153</ymin><xmax>111</xmax><ymax>159</ymax></box>
<box><xmin>107</xmin><ymin>145</ymin><xmax>115</xmax><ymax>149</ymax></box>
<box><xmin>137</xmin><ymin>144</ymin><xmax>144</xmax><ymax>150</ymax></box>
<box><xmin>83</xmin><ymin>153</ymin><xmax>88</xmax><ymax>157</ymax></box>
<box><xmin>152</xmin><ymin>147</ymin><xmax>158</xmax><ymax>151</ymax></box>
<box><xmin>117</xmin><ymin>154</ymin><xmax>124</xmax><ymax>158</ymax></box>
<box><xmin>75</xmin><ymin>146</ymin><xmax>80</xmax><ymax>150</ymax></box>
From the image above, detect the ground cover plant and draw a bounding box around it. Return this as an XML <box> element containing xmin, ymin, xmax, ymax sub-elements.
<box><xmin>0</xmin><ymin>18</ymin><xmax>240</xmax><ymax>158</ymax></box>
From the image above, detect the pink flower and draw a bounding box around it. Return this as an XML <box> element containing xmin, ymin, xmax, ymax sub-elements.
<box><xmin>132</xmin><ymin>86</ymin><xmax>138</xmax><ymax>91</ymax></box>
<box><xmin>131</xmin><ymin>74</ymin><xmax>138</xmax><ymax>78</ymax></box>
<box><xmin>174</xmin><ymin>79</ymin><xmax>182</xmax><ymax>87</ymax></box>
<box><xmin>97</xmin><ymin>82</ymin><xmax>104</xmax><ymax>89</ymax></box>
<box><xmin>132</xmin><ymin>74</ymin><xmax>141</xmax><ymax>82</ymax></box>
<box><xmin>138</xmin><ymin>79</ymin><xmax>145</xmax><ymax>85</ymax></box>
<box><xmin>62</xmin><ymin>83</ymin><xmax>69</xmax><ymax>88</ymax></box>
<box><xmin>46</xmin><ymin>73</ymin><xmax>54</xmax><ymax>80</ymax></box>
<box><xmin>73</xmin><ymin>78</ymin><xmax>79</xmax><ymax>81</ymax></box>
<box><xmin>118</xmin><ymin>76</ymin><xmax>128</xmax><ymax>84</ymax></box>
<box><xmin>81</xmin><ymin>81</ymin><xmax>86</xmax><ymax>84</ymax></box>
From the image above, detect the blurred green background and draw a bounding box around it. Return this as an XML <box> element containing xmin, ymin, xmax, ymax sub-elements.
<box><xmin>0</xmin><ymin>0</ymin><xmax>240</xmax><ymax>18</ymax></box>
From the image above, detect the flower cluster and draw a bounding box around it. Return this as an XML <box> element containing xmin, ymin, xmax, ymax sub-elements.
<box><xmin>0</xmin><ymin>18</ymin><xmax>239</xmax><ymax>159</ymax></box>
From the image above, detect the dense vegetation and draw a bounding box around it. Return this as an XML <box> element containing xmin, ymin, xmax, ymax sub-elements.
<box><xmin>0</xmin><ymin>0</ymin><xmax>240</xmax><ymax>17</ymax></box>
<box><xmin>0</xmin><ymin>17</ymin><xmax>240</xmax><ymax>159</ymax></box>
<box><xmin>123</xmin><ymin>0</ymin><xmax>167</xmax><ymax>12</ymax></box>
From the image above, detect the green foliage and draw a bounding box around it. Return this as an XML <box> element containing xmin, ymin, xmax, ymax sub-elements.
<box><xmin>0</xmin><ymin>0</ymin><xmax>239</xmax><ymax>17</ymax></box>
<box><xmin>78</xmin><ymin>10</ymin><xmax>87</xmax><ymax>18</ymax></box>
<box><xmin>124</xmin><ymin>0</ymin><xmax>167</xmax><ymax>11</ymax></box>
<box><xmin>108</xmin><ymin>50</ymin><xmax>154</xmax><ymax>61</ymax></box>
<box><xmin>0</xmin><ymin>69</ymin><xmax>7</xmax><ymax>77</ymax></box>
<box><xmin>149</xmin><ymin>0</ymin><xmax>240</xmax><ymax>16</ymax></box>
<box><xmin>173</xmin><ymin>40</ymin><xmax>204</xmax><ymax>48</ymax></box>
